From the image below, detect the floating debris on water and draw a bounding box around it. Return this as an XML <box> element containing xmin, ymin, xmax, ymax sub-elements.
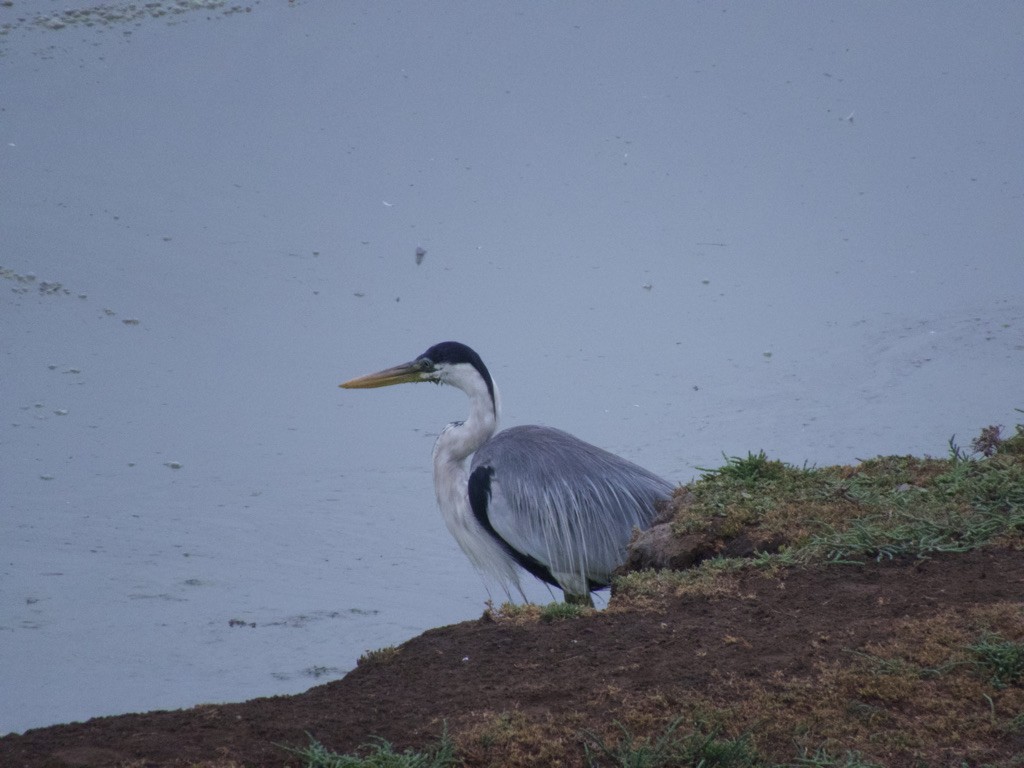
<box><xmin>302</xmin><ymin>665</ymin><xmax>344</xmax><ymax>679</ymax></box>
<box><xmin>38</xmin><ymin>281</ymin><xmax>69</xmax><ymax>295</ymax></box>
<box><xmin>0</xmin><ymin>267</ymin><xmax>78</xmax><ymax>296</ymax></box>
<box><xmin>27</xmin><ymin>1</ymin><xmax>239</xmax><ymax>34</ymax></box>
<box><xmin>0</xmin><ymin>267</ymin><xmax>35</xmax><ymax>283</ymax></box>
<box><xmin>122</xmin><ymin>318</ymin><xmax>140</xmax><ymax>326</ymax></box>
<box><xmin>165</xmin><ymin>461</ymin><xmax>183</xmax><ymax>470</ymax></box>
<box><xmin>415</xmin><ymin>246</ymin><xmax>426</xmax><ymax>265</ymax></box>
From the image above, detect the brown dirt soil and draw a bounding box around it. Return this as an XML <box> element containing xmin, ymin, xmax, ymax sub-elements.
<box><xmin>2</xmin><ymin>548</ymin><xmax>1023</xmax><ymax>768</ymax></box>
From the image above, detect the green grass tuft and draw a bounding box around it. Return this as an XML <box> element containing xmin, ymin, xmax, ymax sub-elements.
<box><xmin>540</xmin><ymin>601</ymin><xmax>590</xmax><ymax>622</ymax></box>
<box><xmin>968</xmin><ymin>633</ymin><xmax>1024</xmax><ymax>689</ymax></box>
<box><xmin>357</xmin><ymin>645</ymin><xmax>400</xmax><ymax>667</ymax></box>
<box><xmin>697</xmin><ymin>450</ymin><xmax>803</xmax><ymax>485</ymax></box>
<box><xmin>287</xmin><ymin>728</ymin><xmax>456</xmax><ymax>768</ymax></box>
<box><xmin>582</xmin><ymin>717</ymin><xmax>761</xmax><ymax>768</ymax></box>
<box><xmin>483</xmin><ymin>600</ymin><xmax>593</xmax><ymax>624</ymax></box>
<box><xmin>789</xmin><ymin>747</ymin><xmax>884</xmax><ymax>767</ymax></box>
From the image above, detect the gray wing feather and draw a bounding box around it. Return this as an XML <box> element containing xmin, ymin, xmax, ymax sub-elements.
<box><xmin>470</xmin><ymin>424</ymin><xmax>673</xmax><ymax>594</ymax></box>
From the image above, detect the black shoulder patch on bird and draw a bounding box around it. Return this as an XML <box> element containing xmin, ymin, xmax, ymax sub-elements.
<box><xmin>467</xmin><ymin>464</ymin><xmax>560</xmax><ymax>590</ymax></box>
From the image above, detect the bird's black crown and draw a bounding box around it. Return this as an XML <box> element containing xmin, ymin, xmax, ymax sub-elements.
<box><xmin>419</xmin><ymin>341</ymin><xmax>495</xmax><ymax>401</ymax></box>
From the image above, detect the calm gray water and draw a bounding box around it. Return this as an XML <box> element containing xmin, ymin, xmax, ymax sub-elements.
<box><xmin>2</xmin><ymin>1</ymin><xmax>1022</xmax><ymax>735</ymax></box>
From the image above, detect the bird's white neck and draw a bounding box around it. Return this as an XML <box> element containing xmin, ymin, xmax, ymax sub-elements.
<box><xmin>431</xmin><ymin>369</ymin><xmax>500</xmax><ymax>467</ymax></box>
<box><xmin>430</xmin><ymin>368</ymin><xmax>525</xmax><ymax>597</ymax></box>
<box><xmin>431</xmin><ymin>365</ymin><xmax>501</xmax><ymax>581</ymax></box>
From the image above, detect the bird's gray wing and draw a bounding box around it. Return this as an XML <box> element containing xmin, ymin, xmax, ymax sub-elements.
<box><xmin>469</xmin><ymin>424</ymin><xmax>673</xmax><ymax>596</ymax></box>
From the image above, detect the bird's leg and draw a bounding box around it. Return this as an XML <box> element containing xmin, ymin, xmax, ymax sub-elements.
<box><xmin>564</xmin><ymin>591</ymin><xmax>594</xmax><ymax>608</ymax></box>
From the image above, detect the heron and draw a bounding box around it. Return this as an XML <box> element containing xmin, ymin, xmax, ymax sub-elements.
<box><xmin>340</xmin><ymin>341</ymin><xmax>674</xmax><ymax>605</ymax></box>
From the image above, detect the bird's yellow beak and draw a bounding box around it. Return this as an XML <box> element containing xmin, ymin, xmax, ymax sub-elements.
<box><xmin>340</xmin><ymin>360</ymin><xmax>428</xmax><ymax>389</ymax></box>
